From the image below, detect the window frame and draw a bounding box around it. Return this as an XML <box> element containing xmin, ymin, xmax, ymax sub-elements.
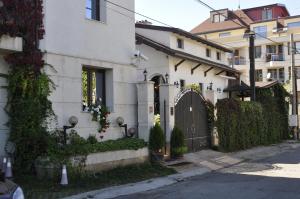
<box><xmin>206</xmin><ymin>48</ymin><xmax>211</xmax><ymax>58</ymax></box>
<box><xmin>82</xmin><ymin>67</ymin><xmax>106</xmax><ymax>111</ymax></box>
<box><xmin>262</xmin><ymin>8</ymin><xmax>272</xmax><ymax>20</ymax></box>
<box><xmin>177</xmin><ymin>38</ymin><xmax>184</xmax><ymax>49</ymax></box>
<box><xmin>253</xmin><ymin>25</ymin><xmax>267</xmax><ymax>39</ymax></box>
<box><xmin>254</xmin><ymin>46</ymin><xmax>262</xmax><ymax>59</ymax></box>
<box><xmin>85</xmin><ymin>0</ymin><xmax>106</xmax><ymax>22</ymax></box>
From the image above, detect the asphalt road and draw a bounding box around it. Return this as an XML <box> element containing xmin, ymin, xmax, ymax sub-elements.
<box><xmin>116</xmin><ymin>147</ymin><xmax>300</xmax><ymax>199</ymax></box>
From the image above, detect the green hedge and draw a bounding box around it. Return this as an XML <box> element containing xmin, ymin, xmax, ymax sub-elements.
<box><xmin>216</xmin><ymin>84</ymin><xmax>289</xmax><ymax>152</ymax></box>
<box><xmin>47</xmin><ymin>136</ymin><xmax>147</xmax><ymax>164</ymax></box>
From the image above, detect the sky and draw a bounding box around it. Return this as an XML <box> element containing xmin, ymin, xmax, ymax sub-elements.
<box><xmin>135</xmin><ymin>0</ymin><xmax>300</xmax><ymax>31</ymax></box>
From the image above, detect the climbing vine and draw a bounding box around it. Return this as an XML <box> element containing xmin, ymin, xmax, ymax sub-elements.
<box><xmin>0</xmin><ymin>0</ymin><xmax>55</xmax><ymax>172</ymax></box>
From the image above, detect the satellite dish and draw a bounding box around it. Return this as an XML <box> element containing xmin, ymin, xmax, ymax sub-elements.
<box><xmin>266</xmin><ymin>73</ymin><xmax>271</xmax><ymax>79</ymax></box>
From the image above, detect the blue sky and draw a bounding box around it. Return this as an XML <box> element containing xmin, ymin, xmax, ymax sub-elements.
<box><xmin>135</xmin><ymin>0</ymin><xmax>300</xmax><ymax>31</ymax></box>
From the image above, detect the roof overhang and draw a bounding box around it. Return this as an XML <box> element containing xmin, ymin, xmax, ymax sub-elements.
<box><xmin>136</xmin><ymin>23</ymin><xmax>232</xmax><ymax>53</ymax></box>
<box><xmin>136</xmin><ymin>33</ymin><xmax>239</xmax><ymax>74</ymax></box>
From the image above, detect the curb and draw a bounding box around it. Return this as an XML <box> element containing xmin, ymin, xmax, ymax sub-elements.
<box><xmin>62</xmin><ymin>168</ymin><xmax>210</xmax><ymax>199</ymax></box>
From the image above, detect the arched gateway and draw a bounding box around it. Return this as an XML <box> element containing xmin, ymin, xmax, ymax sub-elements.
<box><xmin>175</xmin><ymin>89</ymin><xmax>209</xmax><ymax>152</ymax></box>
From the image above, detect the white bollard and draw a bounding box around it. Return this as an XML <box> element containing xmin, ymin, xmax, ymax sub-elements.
<box><xmin>5</xmin><ymin>158</ymin><xmax>12</xmax><ymax>178</ymax></box>
<box><xmin>1</xmin><ymin>157</ymin><xmax>7</xmax><ymax>172</ymax></box>
<box><xmin>60</xmin><ymin>164</ymin><xmax>68</xmax><ymax>186</ymax></box>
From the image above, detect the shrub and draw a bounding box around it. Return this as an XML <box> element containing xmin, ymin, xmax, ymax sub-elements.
<box><xmin>87</xmin><ymin>135</ymin><xmax>98</xmax><ymax>144</ymax></box>
<box><xmin>148</xmin><ymin>123</ymin><xmax>165</xmax><ymax>153</ymax></box>
<box><xmin>170</xmin><ymin>126</ymin><xmax>187</xmax><ymax>158</ymax></box>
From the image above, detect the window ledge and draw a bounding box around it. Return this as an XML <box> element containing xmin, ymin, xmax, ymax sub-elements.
<box><xmin>85</xmin><ymin>18</ymin><xmax>107</xmax><ymax>25</ymax></box>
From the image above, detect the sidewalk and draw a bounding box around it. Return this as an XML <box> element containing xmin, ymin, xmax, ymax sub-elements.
<box><xmin>62</xmin><ymin>140</ymin><xmax>300</xmax><ymax>199</ymax></box>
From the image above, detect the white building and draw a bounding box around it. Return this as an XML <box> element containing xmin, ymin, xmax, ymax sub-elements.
<box><xmin>135</xmin><ymin>24</ymin><xmax>239</xmax><ymax>151</ymax></box>
<box><xmin>0</xmin><ymin>36</ymin><xmax>23</xmax><ymax>156</ymax></box>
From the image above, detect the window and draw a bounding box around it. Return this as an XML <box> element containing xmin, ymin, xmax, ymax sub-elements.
<box><xmin>255</xmin><ymin>70</ymin><xmax>263</xmax><ymax>82</ymax></box>
<box><xmin>279</xmin><ymin>68</ymin><xmax>285</xmax><ymax>81</ymax></box>
<box><xmin>213</xmin><ymin>14</ymin><xmax>225</xmax><ymax>23</ymax></box>
<box><xmin>219</xmin><ymin>32</ymin><xmax>231</xmax><ymax>37</ymax></box>
<box><xmin>295</xmin><ymin>42</ymin><xmax>300</xmax><ymax>54</ymax></box>
<box><xmin>180</xmin><ymin>79</ymin><xmax>185</xmax><ymax>90</ymax></box>
<box><xmin>199</xmin><ymin>83</ymin><xmax>203</xmax><ymax>94</ymax></box>
<box><xmin>86</xmin><ymin>0</ymin><xmax>106</xmax><ymax>22</ymax></box>
<box><xmin>206</xmin><ymin>48</ymin><xmax>211</xmax><ymax>57</ymax></box>
<box><xmin>268</xmin><ymin>69</ymin><xmax>278</xmax><ymax>80</ymax></box>
<box><xmin>266</xmin><ymin>45</ymin><xmax>276</xmax><ymax>54</ymax></box>
<box><xmin>262</xmin><ymin>8</ymin><xmax>272</xmax><ymax>20</ymax></box>
<box><xmin>255</xmin><ymin>46</ymin><xmax>262</xmax><ymax>58</ymax></box>
<box><xmin>287</xmin><ymin>21</ymin><xmax>300</xmax><ymax>28</ymax></box>
<box><xmin>216</xmin><ymin>52</ymin><xmax>221</xmax><ymax>60</ymax></box>
<box><xmin>253</xmin><ymin>26</ymin><xmax>267</xmax><ymax>39</ymax></box>
<box><xmin>177</xmin><ymin>38</ymin><xmax>184</xmax><ymax>49</ymax></box>
<box><xmin>82</xmin><ymin>67</ymin><xmax>106</xmax><ymax>111</ymax></box>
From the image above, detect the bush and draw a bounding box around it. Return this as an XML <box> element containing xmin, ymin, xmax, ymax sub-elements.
<box><xmin>148</xmin><ymin>123</ymin><xmax>165</xmax><ymax>153</ymax></box>
<box><xmin>170</xmin><ymin>126</ymin><xmax>187</xmax><ymax>158</ymax></box>
<box><xmin>87</xmin><ymin>135</ymin><xmax>98</xmax><ymax>144</ymax></box>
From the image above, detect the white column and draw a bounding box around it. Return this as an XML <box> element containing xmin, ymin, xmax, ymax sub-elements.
<box><xmin>159</xmin><ymin>84</ymin><xmax>175</xmax><ymax>153</ymax></box>
<box><xmin>137</xmin><ymin>81</ymin><xmax>154</xmax><ymax>142</ymax></box>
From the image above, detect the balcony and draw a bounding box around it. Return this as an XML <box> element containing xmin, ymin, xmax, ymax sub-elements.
<box><xmin>266</xmin><ymin>53</ymin><xmax>285</xmax><ymax>62</ymax></box>
<box><xmin>228</xmin><ymin>56</ymin><xmax>247</xmax><ymax>71</ymax></box>
<box><xmin>0</xmin><ymin>35</ymin><xmax>23</xmax><ymax>53</ymax></box>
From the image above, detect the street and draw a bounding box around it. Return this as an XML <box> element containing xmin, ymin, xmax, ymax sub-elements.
<box><xmin>116</xmin><ymin>147</ymin><xmax>300</xmax><ymax>199</ymax></box>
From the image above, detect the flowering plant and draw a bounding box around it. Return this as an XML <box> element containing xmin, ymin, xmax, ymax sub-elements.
<box><xmin>89</xmin><ymin>103</ymin><xmax>110</xmax><ymax>133</ymax></box>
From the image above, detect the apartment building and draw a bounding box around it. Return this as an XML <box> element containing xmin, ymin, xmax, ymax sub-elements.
<box><xmin>191</xmin><ymin>4</ymin><xmax>300</xmax><ymax>87</ymax></box>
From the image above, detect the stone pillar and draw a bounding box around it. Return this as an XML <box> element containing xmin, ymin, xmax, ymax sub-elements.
<box><xmin>205</xmin><ymin>90</ymin><xmax>217</xmax><ymax>105</ymax></box>
<box><xmin>159</xmin><ymin>84</ymin><xmax>175</xmax><ymax>156</ymax></box>
<box><xmin>137</xmin><ymin>81</ymin><xmax>154</xmax><ymax>142</ymax></box>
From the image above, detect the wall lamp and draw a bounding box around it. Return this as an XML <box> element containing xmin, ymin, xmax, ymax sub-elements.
<box><xmin>63</xmin><ymin>116</ymin><xmax>78</xmax><ymax>145</ymax></box>
<box><xmin>116</xmin><ymin>117</ymin><xmax>135</xmax><ymax>138</ymax></box>
<box><xmin>174</xmin><ymin>81</ymin><xmax>179</xmax><ymax>88</ymax></box>
<box><xmin>165</xmin><ymin>73</ymin><xmax>169</xmax><ymax>84</ymax></box>
<box><xmin>143</xmin><ymin>69</ymin><xmax>148</xmax><ymax>81</ymax></box>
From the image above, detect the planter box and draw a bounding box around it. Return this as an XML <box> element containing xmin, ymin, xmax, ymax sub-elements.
<box><xmin>0</xmin><ymin>35</ymin><xmax>22</xmax><ymax>53</ymax></box>
<box><xmin>71</xmin><ymin>147</ymin><xmax>149</xmax><ymax>172</ymax></box>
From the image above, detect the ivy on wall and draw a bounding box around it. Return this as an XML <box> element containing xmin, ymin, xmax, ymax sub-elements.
<box><xmin>216</xmin><ymin>84</ymin><xmax>289</xmax><ymax>152</ymax></box>
<box><xmin>0</xmin><ymin>0</ymin><xmax>55</xmax><ymax>172</ymax></box>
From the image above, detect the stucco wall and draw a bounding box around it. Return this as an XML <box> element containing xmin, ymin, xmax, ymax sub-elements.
<box><xmin>40</xmin><ymin>0</ymin><xmax>137</xmax><ymax>140</ymax></box>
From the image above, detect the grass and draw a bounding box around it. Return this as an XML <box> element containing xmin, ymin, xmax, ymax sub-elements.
<box><xmin>14</xmin><ymin>162</ymin><xmax>176</xmax><ymax>199</ymax></box>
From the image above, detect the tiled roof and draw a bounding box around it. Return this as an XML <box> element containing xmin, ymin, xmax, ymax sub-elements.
<box><xmin>190</xmin><ymin>10</ymin><xmax>252</xmax><ymax>35</ymax></box>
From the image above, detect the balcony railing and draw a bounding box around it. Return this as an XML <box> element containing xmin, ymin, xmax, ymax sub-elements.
<box><xmin>228</xmin><ymin>56</ymin><xmax>246</xmax><ymax>66</ymax></box>
<box><xmin>266</xmin><ymin>53</ymin><xmax>285</xmax><ymax>62</ymax></box>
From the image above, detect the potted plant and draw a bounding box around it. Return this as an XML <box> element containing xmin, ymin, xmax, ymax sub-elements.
<box><xmin>148</xmin><ymin>123</ymin><xmax>165</xmax><ymax>161</ymax></box>
<box><xmin>170</xmin><ymin>126</ymin><xmax>187</xmax><ymax>159</ymax></box>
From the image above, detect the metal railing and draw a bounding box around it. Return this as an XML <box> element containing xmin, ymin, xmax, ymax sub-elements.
<box><xmin>228</xmin><ymin>56</ymin><xmax>246</xmax><ymax>66</ymax></box>
<box><xmin>266</xmin><ymin>53</ymin><xmax>285</xmax><ymax>62</ymax></box>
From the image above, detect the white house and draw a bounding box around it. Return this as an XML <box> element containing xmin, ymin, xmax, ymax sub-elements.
<box><xmin>135</xmin><ymin>23</ymin><xmax>240</xmax><ymax>152</ymax></box>
<box><xmin>40</xmin><ymin>0</ymin><xmax>137</xmax><ymax>141</ymax></box>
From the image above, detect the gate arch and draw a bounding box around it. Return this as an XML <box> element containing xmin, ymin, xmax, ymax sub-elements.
<box><xmin>175</xmin><ymin>89</ymin><xmax>209</xmax><ymax>152</ymax></box>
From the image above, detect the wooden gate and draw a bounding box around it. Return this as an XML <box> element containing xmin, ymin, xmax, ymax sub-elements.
<box><xmin>175</xmin><ymin>89</ymin><xmax>209</xmax><ymax>152</ymax></box>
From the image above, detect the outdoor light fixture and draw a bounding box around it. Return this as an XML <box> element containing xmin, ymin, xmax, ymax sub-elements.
<box><xmin>174</xmin><ymin>81</ymin><xmax>179</xmax><ymax>88</ymax></box>
<box><xmin>207</xmin><ymin>82</ymin><xmax>213</xmax><ymax>90</ymax></box>
<box><xmin>165</xmin><ymin>73</ymin><xmax>169</xmax><ymax>84</ymax></box>
<box><xmin>63</xmin><ymin>116</ymin><xmax>78</xmax><ymax>145</ymax></box>
<box><xmin>217</xmin><ymin>88</ymin><xmax>222</xmax><ymax>93</ymax></box>
<box><xmin>116</xmin><ymin>117</ymin><xmax>133</xmax><ymax>138</ymax></box>
<box><xmin>143</xmin><ymin>69</ymin><xmax>148</xmax><ymax>81</ymax></box>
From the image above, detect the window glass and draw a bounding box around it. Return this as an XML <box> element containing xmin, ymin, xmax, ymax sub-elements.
<box><xmin>85</xmin><ymin>0</ymin><xmax>106</xmax><ymax>22</ymax></box>
<box><xmin>177</xmin><ymin>38</ymin><xmax>184</xmax><ymax>49</ymax></box>
<box><xmin>206</xmin><ymin>49</ymin><xmax>211</xmax><ymax>57</ymax></box>
<box><xmin>86</xmin><ymin>0</ymin><xmax>92</xmax><ymax>19</ymax></box>
<box><xmin>219</xmin><ymin>32</ymin><xmax>231</xmax><ymax>37</ymax></box>
<box><xmin>255</xmin><ymin>46</ymin><xmax>261</xmax><ymax>58</ymax></box>
<box><xmin>262</xmin><ymin>9</ymin><xmax>272</xmax><ymax>20</ymax></box>
<box><xmin>213</xmin><ymin>14</ymin><xmax>220</xmax><ymax>23</ymax></box>
<box><xmin>82</xmin><ymin>68</ymin><xmax>106</xmax><ymax>111</ymax></box>
<box><xmin>255</xmin><ymin>70</ymin><xmax>263</xmax><ymax>82</ymax></box>
<box><xmin>287</xmin><ymin>21</ymin><xmax>300</xmax><ymax>28</ymax></box>
<box><xmin>217</xmin><ymin>52</ymin><xmax>221</xmax><ymax>60</ymax></box>
<box><xmin>268</xmin><ymin>69</ymin><xmax>278</xmax><ymax>80</ymax></box>
<box><xmin>253</xmin><ymin>26</ymin><xmax>267</xmax><ymax>39</ymax></box>
<box><xmin>279</xmin><ymin>68</ymin><xmax>285</xmax><ymax>80</ymax></box>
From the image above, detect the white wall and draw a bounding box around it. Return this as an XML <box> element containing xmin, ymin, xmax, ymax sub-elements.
<box><xmin>0</xmin><ymin>55</ymin><xmax>9</xmax><ymax>156</ymax></box>
<box><xmin>41</xmin><ymin>0</ymin><xmax>137</xmax><ymax>140</ymax></box>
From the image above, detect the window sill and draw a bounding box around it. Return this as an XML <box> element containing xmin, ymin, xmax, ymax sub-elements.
<box><xmin>85</xmin><ymin>18</ymin><xmax>107</xmax><ymax>25</ymax></box>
